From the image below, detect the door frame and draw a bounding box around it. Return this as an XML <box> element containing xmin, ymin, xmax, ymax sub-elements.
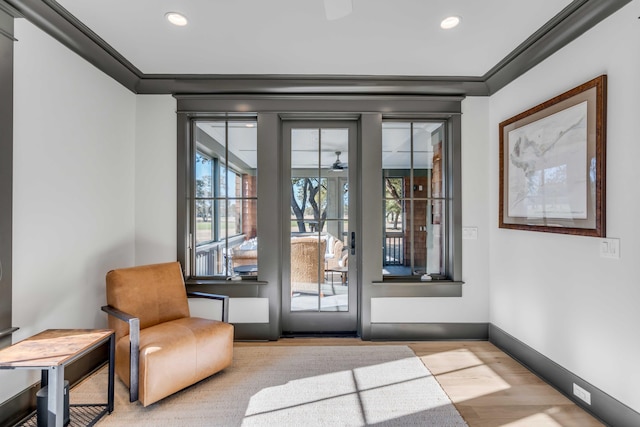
<box><xmin>176</xmin><ymin>95</ymin><xmax>462</xmax><ymax>341</ymax></box>
<box><xmin>281</xmin><ymin>119</ymin><xmax>359</xmax><ymax>334</ymax></box>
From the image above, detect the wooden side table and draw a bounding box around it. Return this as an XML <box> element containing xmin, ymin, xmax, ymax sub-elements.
<box><xmin>0</xmin><ymin>329</ymin><xmax>115</xmax><ymax>427</ymax></box>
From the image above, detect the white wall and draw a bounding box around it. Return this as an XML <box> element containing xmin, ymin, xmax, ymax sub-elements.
<box><xmin>489</xmin><ymin>0</ymin><xmax>640</xmax><ymax>412</ymax></box>
<box><xmin>134</xmin><ymin>95</ymin><xmax>177</xmax><ymax>265</ymax></box>
<box><xmin>2</xmin><ymin>18</ymin><xmax>136</xmax><ymax>404</ymax></box>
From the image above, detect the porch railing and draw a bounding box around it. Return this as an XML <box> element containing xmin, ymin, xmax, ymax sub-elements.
<box><xmin>195</xmin><ymin>235</ymin><xmax>247</xmax><ymax>276</ymax></box>
<box><xmin>384</xmin><ymin>231</ymin><xmax>404</xmax><ymax>265</ymax></box>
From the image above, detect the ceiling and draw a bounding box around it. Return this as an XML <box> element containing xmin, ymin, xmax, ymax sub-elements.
<box><xmin>55</xmin><ymin>0</ymin><xmax>572</xmax><ymax>77</ymax></box>
<box><xmin>2</xmin><ymin>0</ymin><xmax>629</xmax><ymax>95</ymax></box>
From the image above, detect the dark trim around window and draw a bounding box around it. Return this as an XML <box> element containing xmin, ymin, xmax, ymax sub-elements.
<box><xmin>0</xmin><ymin>8</ymin><xmax>14</xmax><ymax>349</ymax></box>
<box><xmin>176</xmin><ymin>95</ymin><xmax>462</xmax><ymax>341</ymax></box>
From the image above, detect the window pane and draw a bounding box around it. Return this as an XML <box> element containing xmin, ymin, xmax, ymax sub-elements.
<box><xmin>228</xmin><ymin>199</ymin><xmax>242</xmax><ymax>236</ymax></box>
<box><xmin>382</xmin><ymin>123</ymin><xmax>411</xmax><ymax>169</ymax></box>
<box><xmin>193</xmin><ymin>119</ymin><xmax>258</xmax><ymax>278</ymax></box>
<box><xmin>219</xmin><ymin>164</ymin><xmax>227</xmax><ymax>197</ymax></box>
<box><xmin>292</xmin><ymin>128</ymin><xmax>319</xmax><ymax>169</ymax></box>
<box><xmin>417</xmin><ymin>122</ymin><xmax>445</xmax><ymax>198</ymax></box>
<box><xmin>230</xmin><ymin>197</ymin><xmax>258</xmax><ymax>276</ymax></box>
<box><xmin>195</xmin><ymin>242</ymin><xmax>225</xmax><ymax>277</ymax></box>
<box><xmin>410</xmin><ymin>199</ymin><xmax>427</xmax><ymax>274</ymax></box>
<box><xmin>241</xmin><ymin>198</ymin><xmax>258</xmax><ymax>239</ymax></box>
<box><xmin>202</xmin><ymin>121</ymin><xmax>226</xmax><ymax>145</ymax></box>
<box><xmin>228</xmin><ymin>121</ymin><xmax>257</xmax><ymax>171</ymax></box>
<box><xmin>384</xmin><ymin>177</ymin><xmax>404</xmax><ymax>227</ymax></box>
<box><xmin>413</xmin><ymin>122</ymin><xmax>432</xmax><ymax>170</ymax></box>
<box><xmin>383</xmin><ymin>175</ymin><xmax>405</xmax><ymax>269</ymax></box>
<box><xmin>195</xmin><ymin>200</ymin><xmax>213</xmax><ymax>245</ymax></box>
<box><xmin>428</xmin><ymin>200</ymin><xmax>444</xmax><ymax>275</ymax></box>
<box><xmin>321</xmin><ymin>219</ymin><xmax>349</xmax><ymax>312</ymax></box>
<box><xmin>290</xmin><ymin>178</ymin><xmax>327</xmax><ymax>232</ymax></box>
<box><xmin>342</xmin><ymin>181</ymin><xmax>349</xmax><ymax>220</ymax></box>
<box><xmin>216</xmin><ymin>200</ymin><xmax>227</xmax><ymax>242</ymax></box>
<box><xmin>195</xmin><ymin>153</ymin><xmax>213</xmax><ymax>197</ymax></box>
<box><xmin>382</xmin><ymin>121</ymin><xmax>447</xmax><ymax>278</ymax></box>
<box><xmin>406</xmin><ymin>199</ymin><xmax>445</xmax><ymax>275</ymax></box>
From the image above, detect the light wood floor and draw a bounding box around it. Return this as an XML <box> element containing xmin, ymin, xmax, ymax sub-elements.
<box><xmin>236</xmin><ymin>339</ymin><xmax>603</xmax><ymax>427</ymax></box>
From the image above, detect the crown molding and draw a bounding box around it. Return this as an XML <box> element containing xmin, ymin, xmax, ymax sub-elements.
<box><xmin>139</xmin><ymin>74</ymin><xmax>488</xmax><ymax>96</ymax></box>
<box><xmin>484</xmin><ymin>0</ymin><xmax>632</xmax><ymax>93</ymax></box>
<box><xmin>2</xmin><ymin>0</ymin><xmax>632</xmax><ymax>96</ymax></box>
<box><xmin>0</xmin><ymin>1</ymin><xmax>21</xmax><ymax>18</ymax></box>
<box><xmin>3</xmin><ymin>0</ymin><xmax>141</xmax><ymax>92</ymax></box>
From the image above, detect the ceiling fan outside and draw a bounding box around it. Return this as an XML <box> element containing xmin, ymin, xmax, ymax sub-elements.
<box><xmin>329</xmin><ymin>151</ymin><xmax>348</xmax><ymax>171</ymax></box>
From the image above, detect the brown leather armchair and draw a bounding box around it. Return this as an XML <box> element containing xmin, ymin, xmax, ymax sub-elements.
<box><xmin>101</xmin><ymin>262</ymin><xmax>234</xmax><ymax>407</ymax></box>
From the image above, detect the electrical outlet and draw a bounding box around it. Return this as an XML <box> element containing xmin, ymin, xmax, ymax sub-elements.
<box><xmin>573</xmin><ymin>383</ymin><xmax>591</xmax><ymax>405</ymax></box>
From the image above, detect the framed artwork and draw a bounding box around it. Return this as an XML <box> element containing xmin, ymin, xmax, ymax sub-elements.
<box><xmin>499</xmin><ymin>75</ymin><xmax>606</xmax><ymax>236</ymax></box>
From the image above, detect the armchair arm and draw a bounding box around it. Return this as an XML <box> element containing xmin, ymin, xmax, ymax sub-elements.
<box><xmin>101</xmin><ymin>305</ymin><xmax>140</xmax><ymax>403</ymax></box>
<box><xmin>186</xmin><ymin>291</ymin><xmax>230</xmax><ymax>323</ymax></box>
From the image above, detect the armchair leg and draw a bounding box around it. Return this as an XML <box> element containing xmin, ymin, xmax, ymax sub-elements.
<box><xmin>128</xmin><ymin>317</ymin><xmax>140</xmax><ymax>402</ymax></box>
<box><xmin>100</xmin><ymin>304</ymin><xmax>142</xmax><ymax>403</ymax></box>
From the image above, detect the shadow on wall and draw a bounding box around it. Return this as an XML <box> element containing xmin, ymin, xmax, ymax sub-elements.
<box><xmin>85</xmin><ymin>239</ymin><xmax>136</xmax><ymax>328</ymax></box>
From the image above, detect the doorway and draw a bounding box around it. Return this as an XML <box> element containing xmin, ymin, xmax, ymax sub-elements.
<box><xmin>281</xmin><ymin>120</ymin><xmax>358</xmax><ymax>334</ymax></box>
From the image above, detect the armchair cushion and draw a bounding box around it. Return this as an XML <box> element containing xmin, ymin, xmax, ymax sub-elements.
<box><xmin>115</xmin><ymin>317</ymin><xmax>234</xmax><ymax>407</ymax></box>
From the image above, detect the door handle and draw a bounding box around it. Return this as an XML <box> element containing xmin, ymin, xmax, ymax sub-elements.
<box><xmin>350</xmin><ymin>232</ymin><xmax>356</xmax><ymax>255</ymax></box>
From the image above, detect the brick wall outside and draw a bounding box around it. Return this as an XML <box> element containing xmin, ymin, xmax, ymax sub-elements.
<box><xmin>402</xmin><ymin>140</ymin><xmax>442</xmax><ymax>270</ymax></box>
<box><xmin>242</xmin><ymin>174</ymin><xmax>257</xmax><ymax>239</ymax></box>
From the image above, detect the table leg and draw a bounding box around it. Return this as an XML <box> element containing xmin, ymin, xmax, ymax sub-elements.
<box><xmin>40</xmin><ymin>369</ymin><xmax>48</xmax><ymax>388</ymax></box>
<box><xmin>108</xmin><ymin>334</ymin><xmax>115</xmax><ymax>413</ymax></box>
<box><xmin>47</xmin><ymin>365</ymin><xmax>64</xmax><ymax>427</ymax></box>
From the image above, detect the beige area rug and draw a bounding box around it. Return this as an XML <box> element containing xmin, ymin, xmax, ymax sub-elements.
<box><xmin>72</xmin><ymin>345</ymin><xmax>467</xmax><ymax>426</ymax></box>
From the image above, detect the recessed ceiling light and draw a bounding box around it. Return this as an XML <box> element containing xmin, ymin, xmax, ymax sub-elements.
<box><xmin>440</xmin><ymin>16</ymin><xmax>461</xmax><ymax>30</ymax></box>
<box><xmin>165</xmin><ymin>12</ymin><xmax>188</xmax><ymax>27</ymax></box>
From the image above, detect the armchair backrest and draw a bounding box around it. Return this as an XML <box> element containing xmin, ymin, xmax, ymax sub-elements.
<box><xmin>106</xmin><ymin>262</ymin><xmax>190</xmax><ymax>341</ymax></box>
<box><xmin>290</xmin><ymin>238</ymin><xmax>327</xmax><ymax>283</ymax></box>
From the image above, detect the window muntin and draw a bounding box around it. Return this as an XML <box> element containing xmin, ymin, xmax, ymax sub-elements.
<box><xmin>382</xmin><ymin>121</ymin><xmax>447</xmax><ymax>278</ymax></box>
<box><xmin>192</xmin><ymin>120</ymin><xmax>258</xmax><ymax>278</ymax></box>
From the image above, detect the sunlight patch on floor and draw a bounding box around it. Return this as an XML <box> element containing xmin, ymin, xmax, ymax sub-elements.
<box><xmin>420</xmin><ymin>348</ymin><xmax>486</xmax><ymax>375</ymax></box>
<box><xmin>242</xmin><ymin>356</ymin><xmax>464</xmax><ymax>426</ymax></box>
<box><xmin>501</xmin><ymin>412</ymin><xmax>563</xmax><ymax>426</ymax></box>
<box><xmin>437</xmin><ymin>364</ymin><xmax>512</xmax><ymax>401</ymax></box>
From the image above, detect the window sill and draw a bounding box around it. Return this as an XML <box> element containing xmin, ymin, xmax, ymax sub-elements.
<box><xmin>185</xmin><ymin>280</ymin><xmax>268</xmax><ymax>298</ymax></box>
<box><xmin>373</xmin><ymin>279</ymin><xmax>464</xmax><ymax>285</ymax></box>
<box><xmin>370</xmin><ymin>280</ymin><xmax>464</xmax><ymax>297</ymax></box>
<box><xmin>187</xmin><ymin>279</ymin><xmax>268</xmax><ymax>286</ymax></box>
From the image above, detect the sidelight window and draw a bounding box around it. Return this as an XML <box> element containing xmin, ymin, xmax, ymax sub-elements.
<box><xmin>190</xmin><ymin>120</ymin><xmax>258</xmax><ymax>278</ymax></box>
<box><xmin>382</xmin><ymin>121</ymin><xmax>450</xmax><ymax>279</ymax></box>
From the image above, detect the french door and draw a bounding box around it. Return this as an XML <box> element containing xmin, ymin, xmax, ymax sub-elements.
<box><xmin>281</xmin><ymin>120</ymin><xmax>358</xmax><ymax>334</ymax></box>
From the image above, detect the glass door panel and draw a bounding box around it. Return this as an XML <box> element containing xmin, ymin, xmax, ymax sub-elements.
<box><xmin>283</xmin><ymin>121</ymin><xmax>357</xmax><ymax>333</ymax></box>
